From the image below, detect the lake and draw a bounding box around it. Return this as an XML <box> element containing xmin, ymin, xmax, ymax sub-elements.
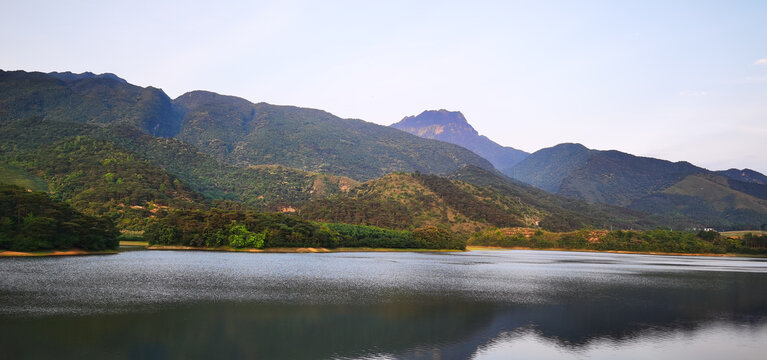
<box><xmin>1</xmin><ymin>250</ymin><xmax>766</xmax><ymax>359</ymax></box>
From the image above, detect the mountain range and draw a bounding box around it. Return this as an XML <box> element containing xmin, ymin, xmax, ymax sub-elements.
<box><xmin>385</xmin><ymin>105</ymin><xmax>767</xmax><ymax>230</ymax></box>
<box><xmin>1</xmin><ymin>69</ymin><xmax>766</xmax><ymax>232</ymax></box>
<box><xmin>506</xmin><ymin>144</ymin><xmax>767</xmax><ymax>229</ymax></box>
<box><xmin>0</xmin><ymin>70</ymin><xmax>493</xmax><ymax>181</ymax></box>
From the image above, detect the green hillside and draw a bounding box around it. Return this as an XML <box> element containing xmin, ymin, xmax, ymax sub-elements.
<box><xmin>301</xmin><ymin>168</ymin><xmax>670</xmax><ymax>233</ymax></box>
<box><xmin>0</xmin><ymin>119</ymin><xmax>355</xmax><ymax>212</ymax></box>
<box><xmin>0</xmin><ymin>70</ymin><xmax>181</xmax><ymax>137</ymax></box>
<box><xmin>504</xmin><ymin>143</ymin><xmax>594</xmax><ymax>193</ymax></box>
<box><xmin>173</xmin><ymin>91</ymin><xmax>497</xmax><ymax>180</ymax></box>
<box><xmin>448</xmin><ymin>166</ymin><xmax>673</xmax><ymax>231</ymax></box>
<box><xmin>9</xmin><ymin>136</ymin><xmax>207</xmax><ymax>230</ymax></box>
<box><xmin>2</xmin><ymin>71</ymin><xmax>497</xmax><ymax>182</ymax></box>
<box><xmin>507</xmin><ymin>143</ymin><xmax>767</xmax><ymax>229</ymax></box>
<box><xmin>300</xmin><ymin>172</ymin><xmax>537</xmax><ymax>233</ymax></box>
<box><xmin>0</xmin><ymin>162</ymin><xmax>48</xmax><ymax>192</ymax></box>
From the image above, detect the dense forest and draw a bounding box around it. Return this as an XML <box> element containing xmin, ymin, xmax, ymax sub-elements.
<box><xmin>470</xmin><ymin>228</ymin><xmax>767</xmax><ymax>255</ymax></box>
<box><xmin>0</xmin><ymin>119</ymin><xmax>354</xmax><ymax>212</ymax></box>
<box><xmin>144</xmin><ymin>209</ymin><xmax>466</xmax><ymax>250</ymax></box>
<box><xmin>0</xmin><ymin>184</ymin><xmax>118</xmax><ymax>251</ymax></box>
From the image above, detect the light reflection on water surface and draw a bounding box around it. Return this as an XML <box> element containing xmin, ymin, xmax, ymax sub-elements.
<box><xmin>1</xmin><ymin>250</ymin><xmax>766</xmax><ymax>359</ymax></box>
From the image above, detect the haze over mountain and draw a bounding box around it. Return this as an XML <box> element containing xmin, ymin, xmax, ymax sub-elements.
<box><xmin>392</xmin><ymin>110</ymin><xmax>529</xmax><ymax>170</ymax></box>
<box><xmin>507</xmin><ymin>143</ymin><xmax>767</xmax><ymax>229</ymax></box>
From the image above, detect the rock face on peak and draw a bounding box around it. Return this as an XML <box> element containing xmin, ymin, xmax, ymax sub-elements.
<box><xmin>392</xmin><ymin>110</ymin><xmax>529</xmax><ymax>170</ymax></box>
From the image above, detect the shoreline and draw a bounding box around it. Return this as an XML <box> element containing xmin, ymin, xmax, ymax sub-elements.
<box><xmin>145</xmin><ymin>245</ymin><xmax>462</xmax><ymax>253</ymax></box>
<box><xmin>2</xmin><ymin>245</ymin><xmax>761</xmax><ymax>258</ymax></box>
<box><xmin>466</xmin><ymin>245</ymin><xmax>765</xmax><ymax>258</ymax></box>
<box><xmin>0</xmin><ymin>249</ymin><xmax>118</xmax><ymax>257</ymax></box>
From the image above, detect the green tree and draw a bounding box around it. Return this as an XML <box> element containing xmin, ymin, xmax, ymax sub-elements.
<box><xmin>228</xmin><ymin>223</ymin><xmax>265</xmax><ymax>248</ymax></box>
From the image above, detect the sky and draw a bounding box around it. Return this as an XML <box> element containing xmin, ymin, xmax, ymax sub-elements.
<box><xmin>2</xmin><ymin>0</ymin><xmax>766</xmax><ymax>173</ymax></box>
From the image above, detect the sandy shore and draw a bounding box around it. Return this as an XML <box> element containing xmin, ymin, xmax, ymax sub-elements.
<box><xmin>0</xmin><ymin>249</ymin><xmax>118</xmax><ymax>257</ymax></box>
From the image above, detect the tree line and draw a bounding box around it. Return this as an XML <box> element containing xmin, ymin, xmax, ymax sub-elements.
<box><xmin>0</xmin><ymin>184</ymin><xmax>118</xmax><ymax>251</ymax></box>
<box><xmin>470</xmin><ymin>228</ymin><xmax>767</xmax><ymax>255</ymax></box>
<box><xmin>144</xmin><ymin>208</ymin><xmax>466</xmax><ymax>250</ymax></box>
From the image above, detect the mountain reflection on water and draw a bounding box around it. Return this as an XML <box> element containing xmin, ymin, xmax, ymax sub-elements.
<box><xmin>1</xmin><ymin>250</ymin><xmax>766</xmax><ymax>359</ymax></box>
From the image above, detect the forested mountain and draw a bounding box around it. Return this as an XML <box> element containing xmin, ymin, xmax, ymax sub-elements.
<box><xmin>7</xmin><ymin>136</ymin><xmax>207</xmax><ymax>230</ymax></box>
<box><xmin>0</xmin><ymin>70</ymin><xmax>496</xmax><ymax>181</ymax></box>
<box><xmin>0</xmin><ymin>119</ymin><xmax>355</xmax><ymax>218</ymax></box>
<box><xmin>717</xmin><ymin>168</ymin><xmax>767</xmax><ymax>185</ymax></box>
<box><xmin>392</xmin><ymin>110</ymin><xmax>529</xmax><ymax>170</ymax></box>
<box><xmin>0</xmin><ymin>70</ymin><xmax>182</xmax><ymax>137</ymax></box>
<box><xmin>506</xmin><ymin>143</ymin><xmax>767</xmax><ymax>229</ymax></box>
<box><xmin>300</xmin><ymin>172</ymin><xmax>541</xmax><ymax>233</ymax></box>
<box><xmin>448</xmin><ymin>166</ymin><xmax>673</xmax><ymax>231</ymax></box>
<box><xmin>2</xmin><ymin>69</ymin><xmax>763</xmax><ymax>235</ymax></box>
<box><xmin>300</xmin><ymin>167</ymin><xmax>670</xmax><ymax>233</ymax></box>
<box><xmin>175</xmin><ymin>92</ymin><xmax>495</xmax><ymax>180</ymax></box>
<box><xmin>503</xmin><ymin>143</ymin><xmax>594</xmax><ymax>192</ymax></box>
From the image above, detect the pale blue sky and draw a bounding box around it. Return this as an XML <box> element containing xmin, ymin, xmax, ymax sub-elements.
<box><xmin>2</xmin><ymin>0</ymin><xmax>766</xmax><ymax>173</ymax></box>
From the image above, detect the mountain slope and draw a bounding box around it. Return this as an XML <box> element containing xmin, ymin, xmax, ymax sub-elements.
<box><xmin>448</xmin><ymin>166</ymin><xmax>673</xmax><ymax>231</ymax></box>
<box><xmin>504</xmin><ymin>143</ymin><xmax>594</xmax><ymax>193</ymax></box>
<box><xmin>507</xmin><ymin>143</ymin><xmax>767</xmax><ymax>229</ymax></box>
<box><xmin>0</xmin><ymin>70</ymin><xmax>182</xmax><ymax>137</ymax></box>
<box><xmin>717</xmin><ymin>168</ymin><xmax>767</xmax><ymax>185</ymax></box>
<box><xmin>0</xmin><ymin>162</ymin><xmax>48</xmax><ymax>192</ymax></box>
<box><xmin>392</xmin><ymin>109</ymin><xmax>529</xmax><ymax>170</ymax></box>
<box><xmin>300</xmin><ymin>172</ymin><xmax>541</xmax><ymax>233</ymax></box>
<box><xmin>8</xmin><ymin>135</ymin><xmax>208</xmax><ymax>230</ymax></box>
<box><xmin>0</xmin><ymin>118</ymin><xmax>355</xmax><ymax>211</ymax></box>
<box><xmin>301</xmin><ymin>167</ymin><xmax>672</xmax><ymax>233</ymax></box>
<box><xmin>1</xmin><ymin>69</ymin><xmax>496</xmax><ymax>182</ymax></box>
<box><xmin>174</xmin><ymin>92</ymin><xmax>496</xmax><ymax>180</ymax></box>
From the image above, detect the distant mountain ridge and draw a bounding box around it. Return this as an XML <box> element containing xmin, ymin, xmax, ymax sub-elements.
<box><xmin>174</xmin><ymin>91</ymin><xmax>495</xmax><ymax>180</ymax></box>
<box><xmin>0</xmin><ymin>70</ymin><xmax>495</xmax><ymax>181</ymax></box>
<box><xmin>48</xmin><ymin>71</ymin><xmax>128</xmax><ymax>84</ymax></box>
<box><xmin>0</xmin><ymin>70</ymin><xmax>182</xmax><ymax>137</ymax></box>
<box><xmin>391</xmin><ymin>110</ymin><xmax>529</xmax><ymax>170</ymax></box>
<box><xmin>717</xmin><ymin>168</ymin><xmax>767</xmax><ymax>185</ymax></box>
<box><xmin>507</xmin><ymin>143</ymin><xmax>767</xmax><ymax>229</ymax></box>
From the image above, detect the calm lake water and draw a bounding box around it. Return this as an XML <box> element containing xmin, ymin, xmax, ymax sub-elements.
<box><xmin>1</xmin><ymin>250</ymin><xmax>766</xmax><ymax>359</ymax></box>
